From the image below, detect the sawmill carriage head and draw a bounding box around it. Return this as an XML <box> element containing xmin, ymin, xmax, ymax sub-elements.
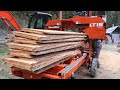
<box><xmin>27</xmin><ymin>11</ymin><xmax>107</xmax><ymax>40</ymax></box>
<box><xmin>45</xmin><ymin>11</ymin><xmax>107</xmax><ymax>40</ymax></box>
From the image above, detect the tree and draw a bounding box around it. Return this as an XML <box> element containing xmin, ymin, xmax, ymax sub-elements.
<box><xmin>107</xmin><ymin>11</ymin><xmax>120</xmax><ymax>28</ymax></box>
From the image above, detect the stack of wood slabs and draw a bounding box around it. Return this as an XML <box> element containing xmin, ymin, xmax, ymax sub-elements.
<box><xmin>4</xmin><ymin>28</ymin><xmax>87</xmax><ymax>73</ymax></box>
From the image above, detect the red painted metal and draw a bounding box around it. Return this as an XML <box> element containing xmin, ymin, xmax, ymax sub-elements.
<box><xmin>82</xmin><ymin>27</ymin><xmax>106</xmax><ymax>39</ymax></box>
<box><xmin>45</xmin><ymin>20</ymin><xmax>61</xmax><ymax>26</ymax></box>
<box><xmin>11</xmin><ymin>67</ymin><xmax>61</xmax><ymax>79</ymax></box>
<box><xmin>0</xmin><ymin>11</ymin><xmax>21</xmax><ymax>31</ymax></box>
<box><xmin>88</xmin><ymin>11</ymin><xmax>92</xmax><ymax>17</ymax></box>
<box><xmin>11</xmin><ymin>53</ymin><xmax>87</xmax><ymax>79</ymax></box>
<box><xmin>1</xmin><ymin>18</ymin><xmax>12</xmax><ymax>32</ymax></box>
<box><xmin>44</xmin><ymin>65</ymin><xmax>65</xmax><ymax>75</ymax></box>
<box><xmin>61</xmin><ymin>58</ymin><xmax>86</xmax><ymax>79</ymax></box>
<box><xmin>46</xmin><ymin>15</ymin><xmax>107</xmax><ymax>40</ymax></box>
<box><xmin>71</xmin><ymin>16</ymin><xmax>105</xmax><ymax>24</ymax></box>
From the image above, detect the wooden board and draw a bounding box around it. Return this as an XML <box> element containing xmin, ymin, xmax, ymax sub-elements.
<box><xmin>40</xmin><ymin>38</ymin><xmax>85</xmax><ymax>43</ymax></box>
<box><xmin>13</xmin><ymin>37</ymin><xmax>86</xmax><ymax>44</ymax></box>
<box><xmin>9</xmin><ymin>49</ymin><xmax>34</xmax><ymax>58</ymax></box>
<box><xmin>35</xmin><ymin>57</ymin><xmax>70</xmax><ymax>74</ymax></box>
<box><xmin>12</xmin><ymin>31</ymin><xmax>87</xmax><ymax>41</ymax></box>
<box><xmin>5</xmin><ymin>29</ymin><xmax>86</xmax><ymax>73</ymax></box>
<box><xmin>14</xmin><ymin>37</ymin><xmax>38</xmax><ymax>45</ymax></box>
<box><xmin>12</xmin><ymin>31</ymin><xmax>47</xmax><ymax>40</ymax></box>
<box><xmin>4</xmin><ymin>49</ymin><xmax>81</xmax><ymax>72</ymax></box>
<box><xmin>22</xmin><ymin>28</ymin><xmax>86</xmax><ymax>35</ymax></box>
<box><xmin>6</xmin><ymin>42</ymin><xmax>82</xmax><ymax>52</ymax></box>
<box><xmin>9</xmin><ymin>43</ymin><xmax>82</xmax><ymax>58</ymax></box>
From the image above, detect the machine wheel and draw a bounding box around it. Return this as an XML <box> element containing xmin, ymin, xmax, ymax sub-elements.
<box><xmin>89</xmin><ymin>58</ymin><xmax>98</xmax><ymax>77</ymax></box>
<box><xmin>71</xmin><ymin>73</ymin><xmax>75</xmax><ymax>79</ymax></box>
<box><xmin>118</xmin><ymin>49</ymin><xmax>120</xmax><ymax>53</ymax></box>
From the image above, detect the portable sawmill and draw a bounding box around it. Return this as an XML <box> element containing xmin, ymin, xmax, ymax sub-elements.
<box><xmin>0</xmin><ymin>11</ymin><xmax>107</xmax><ymax>79</ymax></box>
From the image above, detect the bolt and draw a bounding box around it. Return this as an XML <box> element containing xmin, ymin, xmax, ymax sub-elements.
<box><xmin>30</xmin><ymin>75</ymin><xmax>33</xmax><ymax>79</ymax></box>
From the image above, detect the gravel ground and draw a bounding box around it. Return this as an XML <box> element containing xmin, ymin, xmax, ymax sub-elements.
<box><xmin>75</xmin><ymin>44</ymin><xmax>120</xmax><ymax>79</ymax></box>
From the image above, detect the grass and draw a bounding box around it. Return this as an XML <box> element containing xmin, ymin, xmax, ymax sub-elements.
<box><xmin>0</xmin><ymin>43</ymin><xmax>9</xmax><ymax>54</ymax></box>
<box><xmin>0</xmin><ymin>45</ymin><xmax>22</xmax><ymax>79</ymax></box>
<box><xmin>0</xmin><ymin>46</ymin><xmax>9</xmax><ymax>66</ymax></box>
<box><xmin>0</xmin><ymin>48</ymin><xmax>9</xmax><ymax>55</ymax></box>
<box><xmin>0</xmin><ymin>45</ymin><xmax>11</xmax><ymax>79</ymax></box>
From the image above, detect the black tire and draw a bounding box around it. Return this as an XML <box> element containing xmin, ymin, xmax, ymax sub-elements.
<box><xmin>118</xmin><ymin>49</ymin><xmax>120</xmax><ymax>53</ymax></box>
<box><xmin>97</xmin><ymin>61</ymin><xmax>100</xmax><ymax>68</ymax></box>
<box><xmin>71</xmin><ymin>73</ymin><xmax>75</xmax><ymax>79</ymax></box>
<box><xmin>89</xmin><ymin>58</ymin><xmax>98</xmax><ymax>77</ymax></box>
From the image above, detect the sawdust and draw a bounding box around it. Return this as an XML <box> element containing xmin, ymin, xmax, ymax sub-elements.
<box><xmin>75</xmin><ymin>44</ymin><xmax>120</xmax><ymax>79</ymax></box>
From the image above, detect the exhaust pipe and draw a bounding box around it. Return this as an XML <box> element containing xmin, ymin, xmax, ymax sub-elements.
<box><xmin>58</xmin><ymin>11</ymin><xmax>62</xmax><ymax>20</ymax></box>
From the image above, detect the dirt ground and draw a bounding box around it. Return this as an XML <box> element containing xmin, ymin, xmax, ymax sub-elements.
<box><xmin>0</xmin><ymin>44</ymin><xmax>120</xmax><ymax>79</ymax></box>
<box><xmin>75</xmin><ymin>44</ymin><xmax>120</xmax><ymax>79</ymax></box>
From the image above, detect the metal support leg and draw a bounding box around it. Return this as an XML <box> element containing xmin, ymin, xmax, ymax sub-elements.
<box><xmin>71</xmin><ymin>73</ymin><xmax>75</xmax><ymax>79</ymax></box>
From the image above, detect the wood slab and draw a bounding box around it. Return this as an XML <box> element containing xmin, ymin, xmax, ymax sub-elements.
<box><xmin>35</xmin><ymin>57</ymin><xmax>70</xmax><ymax>74</ymax></box>
<box><xmin>9</xmin><ymin>43</ymin><xmax>82</xmax><ymax>58</ymax></box>
<box><xmin>6</xmin><ymin>42</ymin><xmax>82</xmax><ymax>52</ymax></box>
<box><xmin>12</xmin><ymin>31</ymin><xmax>87</xmax><ymax>41</ymax></box>
<box><xmin>13</xmin><ymin>37</ymin><xmax>86</xmax><ymax>44</ymax></box>
<box><xmin>14</xmin><ymin>37</ymin><xmax>38</xmax><ymax>45</ymax></box>
<box><xmin>4</xmin><ymin>49</ymin><xmax>81</xmax><ymax>72</ymax></box>
<box><xmin>22</xmin><ymin>28</ymin><xmax>86</xmax><ymax>35</ymax></box>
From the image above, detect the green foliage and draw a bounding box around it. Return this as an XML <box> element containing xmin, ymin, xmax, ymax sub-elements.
<box><xmin>10</xmin><ymin>11</ymin><xmax>34</xmax><ymax>28</ymax></box>
<box><xmin>62</xmin><ymin>11</ymin><xmax>74</xmax><ymax>19</ymax></box>
<box><xmin>107</xmin><ymin>11</ymin><xmax>120</xmax><ymax>28</ymax></box>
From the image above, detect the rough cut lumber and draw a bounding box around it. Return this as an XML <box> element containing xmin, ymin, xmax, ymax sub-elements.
<box><xmin>6</xmin><ymin>42</ymin><xmax>82</xmax><ymax>52</ymax></box>
<box><xmin>9</xmin><ymin>43</ymin><xmax>82</xmax><ymax>58</ymax></box>
<box><xmin>13</xmin><ymin>37</ymin><xmax>86</xmax><ymax>44</ymax></box>
<box><xmin>4</xmin><ymin>49</ymin><xmax>81</xmax><ymax>72</ymax></box>
<box><xmin>4</xmin><ymin>28</ymin><xmax>86</xmax><ymax>74</ymax></box>
<box><xmin>9</xmin><ymin>49</ymin><xmax>34</xmax><ymax>58</ymax></box>
<box><xmin>35</xmin><ymin>57</ymin><xmax>70</xmax><ymax>74</ymax></box>
<box><xmin>12</xmin><ymin>31</ymin><xmax>47</xmax><ymax>40</ymax></box>
<box><xmin>40</xmin><ymin>38</ymin><xmax>85</xmax><ymax>43</ymax></box>
<box><xmin>12</xmin><ymin>31</ymin><xmax>87</xmax><ymax>41</ymax></box>
<box><xmin>14</xmin><ymin>37</ymin><xmax>38</xmax><ymax>45</ymax></box>
<box><xmin>22</xmin><ymin>28</ymin><xmax>86</xmax><ymax>35</ymax></box>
